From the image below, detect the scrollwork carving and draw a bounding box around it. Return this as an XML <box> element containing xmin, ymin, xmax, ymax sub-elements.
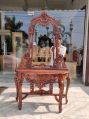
<box><xmin>15</xmin><ymin>11</ymin><xmax>70</xmax><ymax>113</ymax></box>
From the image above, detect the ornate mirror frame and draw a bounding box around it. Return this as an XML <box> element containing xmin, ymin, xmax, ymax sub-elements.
<box><xmin>28</xmin><ymin>11</ymin><xmax>62</xmax><ymax>67</ymax></box>
<box><xmin>19</xmin><ymin>11</ymin><xmax>65</xmax><ymax>69</ymax></box>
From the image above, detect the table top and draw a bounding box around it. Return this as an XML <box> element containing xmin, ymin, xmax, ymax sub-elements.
<box><xmin>16</xmin><ymin>66</ymin><xmax>69</xmax><ymax>75</ymax></box>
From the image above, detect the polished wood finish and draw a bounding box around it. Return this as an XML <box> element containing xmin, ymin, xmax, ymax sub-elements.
<box><xmin>15</xmin><ymin>67</ymin><xmax>70</xmax><ymax>113</ymax></box>
<box><xmin>14</xmin><ymin>11</ymin><xmax>70</xmax><ymax>113</ymax></box>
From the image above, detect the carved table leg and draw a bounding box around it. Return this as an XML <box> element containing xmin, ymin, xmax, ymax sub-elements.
<box><xmin>65</xmin><ymin>76</ymin><xmax>70</xmax><ymax>104</ymax></box>
<box><xmin>15</xmin><ymin>78</ymin><xmax>19</xmax><ymax>101</ymax></box>
<box><xmin>18</xmin><ymin>80</ymin><xmax>22</xmax><ymax>110</ymax></box>
<box><xmin>58</xmin><ymin>79</ymin><xmax>64</xmax><ymax>113</ymax></box>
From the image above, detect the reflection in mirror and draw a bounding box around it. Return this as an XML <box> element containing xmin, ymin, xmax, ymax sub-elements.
<box><xmin>16</xmin><ymin>36</ymin><xmax>22</xmax><ymax>58</ymax></box>
<box><xmin>32</xmin><ymin>25</ymin><xmax>54</xmax><ymax>65</ymax></box>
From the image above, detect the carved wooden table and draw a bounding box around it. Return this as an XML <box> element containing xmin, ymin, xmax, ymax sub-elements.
<box><xmin>15</xmin><ymin>66</ymin><xmax>70</xmax><ymax>113</ymax></box>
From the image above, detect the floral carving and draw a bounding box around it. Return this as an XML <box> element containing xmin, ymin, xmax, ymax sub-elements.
<box><xmin>15</xmin><ymin>11</ymin><xmax>70</xmax><ymax>113</ymax></box>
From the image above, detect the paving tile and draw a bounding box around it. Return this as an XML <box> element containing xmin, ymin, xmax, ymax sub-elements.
<box><xmin>0</xmin><ymin>86</ymin><xmax>89</xmax><ymax>119</ymax></box>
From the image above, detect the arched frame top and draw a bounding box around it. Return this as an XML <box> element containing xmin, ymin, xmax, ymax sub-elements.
<box><xmin>28</xmin><ymin>11</ymin><xmax>61</xmax><ymax>41</ymax></box>
<box><xmin>28</xmin><ymin>11</ymin><xmax>62</xmax><ymax>66</ymax></box>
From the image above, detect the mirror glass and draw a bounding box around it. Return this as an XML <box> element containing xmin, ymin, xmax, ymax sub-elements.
<box><xmin>32</xmin><ymin>24</ymin><xmax>54</xmax><ymax>66</ymax></box>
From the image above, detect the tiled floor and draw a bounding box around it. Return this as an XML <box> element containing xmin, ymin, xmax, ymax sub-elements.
<box><xmin>0</xmin><ymin>85</ymin><xmax>89</xmax><ymax>119</ymax></box>
<box><xmin>0</xmin><ymin>72</ymin><xmax>89</xmax><ymax>119</ymax></box>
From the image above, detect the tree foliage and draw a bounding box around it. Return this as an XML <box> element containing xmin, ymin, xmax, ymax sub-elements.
<box><xmin>4</xmin><ymin>16</ymin><xmax>28</xmax><ymax>53</ymax></box>
<box><xmin>5</xmin><ymin>16</ymin><xmax>23</xmax><ymax>32</ymax></box>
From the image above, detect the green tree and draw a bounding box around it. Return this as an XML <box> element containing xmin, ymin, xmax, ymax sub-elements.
<box><xmin>5</xmin><ymin>16</ymin><xmax>23</xmax><ymax>32</ymax></box>
<box><xmin>5</xmin><ymin>16</ymin><xmax>28</xmax><ymax>53</ymax></box>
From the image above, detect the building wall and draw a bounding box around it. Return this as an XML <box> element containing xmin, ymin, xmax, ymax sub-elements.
<box><xmin>64</xmin><ymin>0</ymin><xmax>87</xmax><ymax>9</ymax></box>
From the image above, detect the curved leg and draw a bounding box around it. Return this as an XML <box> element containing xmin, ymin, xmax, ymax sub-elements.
<box><xmin>15</xmin><ymin>77</ymin><xmax>19</xmax><ymax>101</ymax></box>
<box><xmin>58</xmin><ymin>79</ymin><xmax>64</xmax><ymax>113</ymax></box>
<box><xmin>18</xmin><ymin>81</ymin><xmax>22</xmax><ymax>110</ymax></box>
<box><xmin>65</xmin><ymin>76</ymin><xmax>70</xmax><ymax>104</ymax></box>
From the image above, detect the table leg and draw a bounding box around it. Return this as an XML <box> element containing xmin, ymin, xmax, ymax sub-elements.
<box><xmin>18</xmin><ymin>81</ymin><xmax>22</xmax><ymax>110</ymax></box>
<box><xmin>58</xmin><ymin>79</ymin><xmax>64</xmax><ymax>113</ymax></box>
<box><xmin>65</xmin><ymin>76</ymin><xmax>70</xmax><ymax>104</ymax></box>
<box><xmin>15</xmin><ymin>79</ymin><xmax>19</xmax><ymax>101</ymax></box>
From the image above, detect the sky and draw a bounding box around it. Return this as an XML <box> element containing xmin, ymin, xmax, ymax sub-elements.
<box><xmin>4</xmin><ymin>10</ymin><xmax>85</xmax><ymax>49</ymax></box>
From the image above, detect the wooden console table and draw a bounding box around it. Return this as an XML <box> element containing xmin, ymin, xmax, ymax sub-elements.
<box><xmin>14</xmin><ymin>11</ymin><xmax>70</xmax><ymax>113</ymax></box>
<box><xmin>15</xmin><ymin>67</ymin><xmax>70</xmax><ymax>113</ymax></box>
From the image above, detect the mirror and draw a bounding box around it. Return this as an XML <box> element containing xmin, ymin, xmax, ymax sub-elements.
<box><xmin>32</xmin><ymin>25</ymin><xmax>54</xmax><ymax>66</ymax></box>
<box><xmin>28</xmin><ymin>11</ymin><xmax>60</xmax><ymax>68</ymax></box>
